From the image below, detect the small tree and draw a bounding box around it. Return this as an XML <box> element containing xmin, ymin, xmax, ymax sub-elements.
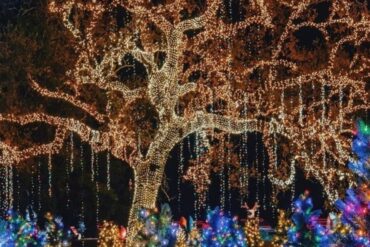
<box><xmin>44</xmin><ymin>212</ymin><xmax>71</xmax><ymax>246</ymax></box>
<box><xmin>0</xmin><ymin>209</ymin><xmax>46</xmax><ymax>246</ymax></box>
<box><xmin>334</xmin><ymin>121</ymin><xmax>370</xmax><ymax>246</ymax></box>
<box><xmin>200</xmin><ymin>207</ymin><xmax>246</xmax><ymax>247</ymax></box>
<box><xmin>98</xmin><ymin>221</ymin><xmax>124</xmax><ymax>247</ymax></box>
<box><xmin>271</xmin><ymin>210</ymin><xmax>291</xmax><ymax>247</ymax></box>
<box><xmin>134</xmin><ymin>204</ymin><xmax>179</xmax><ymax>247</ymax></box>
<box><xmin>288</xmin><ymin>192</ymin><xmax>331</xmax><ymax>246</ymax></box>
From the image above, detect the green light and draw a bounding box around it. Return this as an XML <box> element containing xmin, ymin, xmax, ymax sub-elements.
<box><xmin>359</xmin><ymin>121</ymin><xmax>370</xmax><ymax>135</ymax></box>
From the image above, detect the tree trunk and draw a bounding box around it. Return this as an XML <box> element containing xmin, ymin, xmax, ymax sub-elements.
<box><xmin>126</xmin><ymin>159</ymin><xmax>165</xmax><ymax>245</ymax></box>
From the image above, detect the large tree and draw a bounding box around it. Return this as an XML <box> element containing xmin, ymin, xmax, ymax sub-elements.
<box><xmin>0</xmin><ymin>0</ymin><xmax>369</xmax><ymax>243</ymax></box>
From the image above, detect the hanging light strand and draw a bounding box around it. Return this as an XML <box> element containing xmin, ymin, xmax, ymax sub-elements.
<box><xmin>177</xmin><ymin>140</ymin><xmax>184</xmax><ymax>213</ymax></box>
<box><xmin>91</xmin><ymin>147</ymin><xmax>95</xmax><ymax>182</ymax></box>
<box><xmin>96</xmin><ymin>151</ymin><xmax>100</xmax><ymax>226</ymax></box>
<box><xmin>37</xmin><ymin>160</ymin><xmax>41</xmax><ymax>212</ymax></box>
<box><xmin>107</xmin><ymin>151</ymin><xmax>111</xmax><ymax>190</ymax></box>
<box><xmin>80</xmin><ymin>144</ymin><xmax>85</xmax><ymax>236</ymax></box>
<box><xmin>48</xmin><ymin>152</ymin><xmax>52</xmax><ymax>198</ymax></box>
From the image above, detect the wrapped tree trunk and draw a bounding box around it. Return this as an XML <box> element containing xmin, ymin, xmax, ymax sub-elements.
<box><xmin>126</xmin><ymin>137</ymin><xmax>172</xmax><ymax>244</ymax></box>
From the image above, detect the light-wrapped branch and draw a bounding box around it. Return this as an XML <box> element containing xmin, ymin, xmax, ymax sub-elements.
<box><xmin>0</xmin><ymin>113</ymin><xmax>109</xmax><ymax>164</ymax></box>
<box><xmin>29</xmin><ymin>76</ymin><xmax>106</xmax><ymax>122</ymax></box>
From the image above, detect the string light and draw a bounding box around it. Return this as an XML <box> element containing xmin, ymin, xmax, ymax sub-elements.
<box><xmin>9</xmin><ymin>164</ymin><xmax>13</xmax><ymax>210</ymax></box>
<box><xmin>184</xmin><ymin>132</ymin><xmax>210</xmax><ymax>213</ymax></box>
<box><xmin>70</xmin><ymin>132</ymin><xmax>74</xmax><ymax>172</ymax></box>
<box><xmin>91</xmin><ymin>147</ymin><xmax>95</xmax><ymax>182</ymax></box>
<box><xmin>220</xmin><ymin>138</ymin><xmax>226</xmax><ymax>211</ymax></box>
<box><xmin>243</xmin><ymin>203</ymin><xmax>263</xmax><ymax>247</ymax></box>
<box><xmin>37</xmin><ymin>160</ymin><xmax>41</xmax><ymax>212</ymax></box>
<box><xmin>255</xmin><ymin>132</ymin><xmax>259</xmax><ymax>207</ymax></box>
<box><xmin>15</xmin><ymin>167</ymin><xmax>19</xmax><ymax>211</ymax></box>
<box><xmin>0</xmin><ymin>166</ymin><xmax>4</xmax><ymax>212</ymax></box>
<box><xmin>66</xmin><ymin>135</ymin><xmax>71</xmax><ymax>209</ymax></box>
<box><xmin>96</xmin><ymin>152</ymin><xmax>100</xmax><ymax>226</ymax></box>
<box><xmin>80</xmin><ymin>143</ymin><xmax>85</xmax><ymax>238</ymax></box>
<box><xmin>299</xmin><ymin>81</ymin><xmax>303</xmax><ymax>127</ymax></box>
<box><xmin>4</xmin><ymin>163</ymin><xmax>8</xmax><ymax>211</ymax></box>
<box><xmin>30</xmin><ymin>162</ymin><xmax>34</xmax><ymax>210</ymax></box>
<box><xmin>339</xmin><ymin>84</ymin><xmax>343</xmax><ymax>131</ymax></box>
<box><xmin>48</xmin><ymin>152</ymin><xmax>52</xmax><ymax>198</ymax></box>
<box><xmin>262</xmin><ymin>141</ymin><xmax>266</xmax><ymax>211</ymax></box>
<box><xmin>241</xmin><ymin>92</ymin><xmax>249</xmax><ymax>206</ymax></box>
<box><xmin>290</xmin><ymin>161</ymin><xmax>296</xmax><ymax>210</ymax></box>
<box><xmin>4</xmin><ymin>163</ymin><xmax>13</xmax><ymax>210</ymax></box>
<box><xmin>107</xmin><ymin>151</ymin><xmax>111</xmax><ymax>191</ymax></box>
<box><xmin>271</xmin><ymin>210</ymin><xmax>291</xmax><ymax>246</ymax></box>
<box><xmin>177</xmin><ymin>140</ymin><xmax>183</xmax><ymax>213</ymax></box>
<box><xmin>98</xmin><ymin>221</ymin><xmax>124</xmax><ymax>247</ymax></box>
<box><xmin>240</xmin><ymin>132</ymin><xmax>249</xmax><ymax>206</ymax></box>
<box><xmin>227</xmin><ymin>133</ymin><xmax>231</xmax><ymax>213</ymax></box>
<box><xmin>106</xmin><ymin>100</ymin><xmax>111</xmax><ymax>191</ymax></box>
<box><xmin>271</xmin><ymin>185</ymin><xmax>277</xmax><ymax>221</ymax></box>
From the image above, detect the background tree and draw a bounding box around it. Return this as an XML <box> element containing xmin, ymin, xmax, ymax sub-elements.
<box><xmin>271</xmin><ymin>210</ymin><xmax>291</xmax><ymax>246</ymax></box>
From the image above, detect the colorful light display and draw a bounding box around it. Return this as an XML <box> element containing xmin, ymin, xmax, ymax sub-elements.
<box><xmin>271</xmin><ymin>210</ymin><xmax>291</xmax><ymax>247</ymax></box>
<box><xmin>134</xmin><ymin>204</ymin><xmax>179</xmax><ymax>246</ymax></box>
<box><xmin>98</xmin><ymin>221</ymin><xmax>124</xmax><ymax>247</ymax></box>
<box><xmin>0</xmin><ymin>209</ymin><xmax>71</xmax><ymax>246</ymax></box>
<box><xmin>44</xmin><ymin>212</ymin><xmax>72</xmax><ymax>246</ymax></box>
<box><xmin>200</xmin><ymin>207</ymin><xmax>246</xmax><ymax>247</ymax></box>
<box><xmin>0</xmin><ymin>210</ymin><xmax>45</xmax><ymax>246</ymax></box>
<box><xmin>244</xmin><ymin>217</ymin><xmax>263</xmax><ymax>247</ymax></box>
<box><xmin>334</xmin><ymin>121</ymin><xmax>370</xmax><ymax>246</ymax></box>
<box><xmin>287</xmin><ymin>192</ymin><xmax>332</xmax><ymax>246</ymax></box>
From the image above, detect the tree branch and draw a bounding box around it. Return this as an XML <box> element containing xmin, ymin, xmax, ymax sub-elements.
<box><xmin>176</xmin><ymin>17</ymin><xmax>205</xmax><ymax>33</ymax></box>
<box><xmin>29</xmin><ymin>76</ymin><xmax>106</xmax><ymax>123</ymax></box>
<box><xmin>0</xmin><ymin>113</ymin><xmax>109</xmax><ymax>164</ymax></box>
